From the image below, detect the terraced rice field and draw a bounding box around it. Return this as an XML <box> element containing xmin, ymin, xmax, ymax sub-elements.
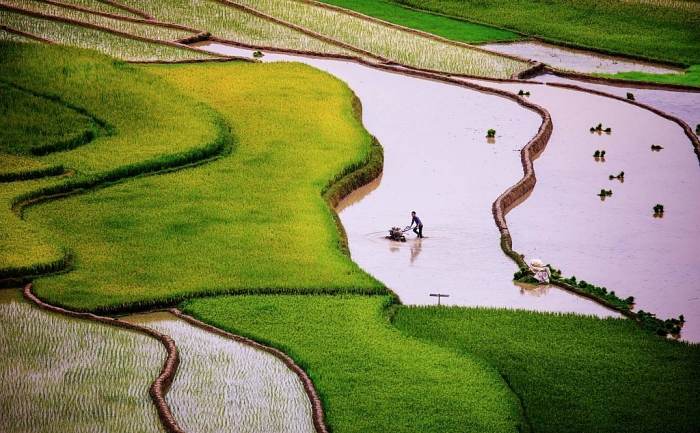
<box><xmin>123</xmin><ymin>312</ymin><xmax>315</xmax><ymax>433</ymax></box>
<box><xmin>1</xmin><ymin>1</ymin><xmax>698</xmax><ymax>432</ymax></box>
<box><xmin>0</xmin><ymin>290</ymin><xmax>165</xmax><ymax>432</ymax></box>
<box><xmin>0</xmin><ymin>8</ymin><xmax>214</xmax><ymax>60</ymax></box>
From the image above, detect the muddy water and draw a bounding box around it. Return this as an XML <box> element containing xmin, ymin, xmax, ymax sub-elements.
<box><xmin>481</xmin><ymin>41</ymin><xmax>682</xmax><ymax>75</ymax></box>
<box><xmin>467</xmin><ymin>79</ymin><xmax>700</xmax><ymax>342</ymax></box>
<box><xmin>196</xmin><ymin>42</ymin><xmax>622</xmax><ymax>317</ymax></box>
<box><xmin>534</xmin><ymin>73</ymin><xmax>700</xmax><ymax>132</ymax></box>
<box><xmin>123</xmin><ymin>312</ymin><xmax>314</xmax><ymax>433</ymax></box>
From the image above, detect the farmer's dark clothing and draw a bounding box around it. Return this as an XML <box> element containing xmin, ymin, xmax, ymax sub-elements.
<box><xmin>411</xmin><ymin>215</ymin><xmax>423</xmax><ymax>238</ymax></box>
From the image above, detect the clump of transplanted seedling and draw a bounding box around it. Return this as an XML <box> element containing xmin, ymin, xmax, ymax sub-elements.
<box><xmin>560</xmin><ymin>276</ymin><xmax>636</xmax><ymax>310</ymax></box>
<box><xmin>486</xmin><ymin>128</ymin><xmax>496</xmax><ymax>138</ymax></box>
<box><xmin>590</xmin><ymin>123</ymin><xmax>612</xmax><ymax>133</ymax></box>
<box><xmin>626</xmin><ymin>92</ymin><xmax>635</xmax><ymax>100</ymax></box>
<box><xmin>593</xmin><ymin>150</ymin><xmax>606</xmax><ymax>159</ymax></box>
<box><xmin>517</xmin><ymin>89</ymin><xmax>530</xmax><ymax>96</ymax></box>
<box><xmin>253</xmin><ymin>50</ymin><xmax>264</xmax><ymax>58</ymax></box>
<box><xmin>650</xmin><ymin>144</ymin><xmax>663</xmax><ymax>151</ymax></box>
<box><xmin>598</xmin><ymin>189</ymin><xmax>613</xmax><ymax>197</ymax></box>
<box><xmin>653</xmin><ymin>203</ymin><xmax>664</xmax><ymax>217</ymax></box>
<box><xmin>637</xmin><ymin>311</ymin><xmax>685</xmax><ymax>337</ymax></box>
<box><xmin>696</xmin><ymin>124</ymin><xmax>700</xmax><ymax>135</ymax></box>
<box><xmin>609</xmin><ymin>171</ymin><xmax>624</xmax><ymax>180</ymax></box>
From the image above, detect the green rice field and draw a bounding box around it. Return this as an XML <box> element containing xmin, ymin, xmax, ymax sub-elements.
<box><xmin>180</xmin><ymin>295</ymin><xmax>526</xmax><ymax>433</ymax></box>
<box><xmin>0</xmin><ymin>290</ymin><xmax>165</xmax><ymax>432</ymax></box>
<box><xmin>2</xmin><ymin>0</ymin><xmax>699</xmax><ymax>430</ymax></box>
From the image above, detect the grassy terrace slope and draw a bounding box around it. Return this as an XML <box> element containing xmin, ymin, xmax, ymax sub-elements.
<box><xmin>180</xmin><ymin>295</ymin><xmax>525</xmax><ymax>433</ymax></box>
<box><xmin>390</xmin><ymin>0</ymin><xmax>700</xmax><ymax>65</ymax></box>
<box><xmin>27</xmin><ymin>59</ymin><xmax>384</xmax><ymax>311</ymax></box>
<box><xmin>299</xmin><ymin>0</ymin><xmax>520</xmax><ymax>43</ymax></box>
<box><xmin>342</xmin><ymin>0</ymin><xmax>698</xmax><ymax>86</ymax></box>
<box><xmin>394</xmin><ymin>306</ymin><xmax>700</xmax><ymax>432</ymax></box>
<box><xmin>0</xmin><ymin>42</ymin><xmax>227</xmax><ymax>281</ymax></box>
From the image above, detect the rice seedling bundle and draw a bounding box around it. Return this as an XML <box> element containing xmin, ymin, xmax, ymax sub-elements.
<box><xmin>0</xmin><ymin>292</ymin><xmax>165</xmax><ymax>432</ymax></box>
<box><xmin>3</xmin><ymin>0</ymin><xmax>196</xmax><ymax>41</ymax></box>
<box><xmin>230</xmin><ymin>0</ymin><xmax>527</xmax><ymax>77</ymax></box>
<box><xmin>0</xmin><ymin>9</ymin><xmax>214</xmax><ymax>61</ymax></box>
<box><xmin>116</xmin><ymin>0</ymin><xmax>362</xmax><ymax>56</ymax></box>
<box><xmin>134</xmin><ymin>313</ymin><xmax>314</xmax><ymax>433</ymax></box>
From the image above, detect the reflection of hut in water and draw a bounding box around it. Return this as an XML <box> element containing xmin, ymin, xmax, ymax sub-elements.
<box><xmin>514</xmin><ymin>280</ymin><xmax>551</xmax><ymax>297</ymax></box>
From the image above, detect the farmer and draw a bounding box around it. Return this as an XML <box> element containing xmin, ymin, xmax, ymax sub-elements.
<box><xmin>529</xmin><ymin>259</ymin><xmax>551</xmax><ymax>284</ymax></box>
<box><xmin>409</xmin><ymin>211</ymin><xmax>424</xmax><ymax>238</ymax></box>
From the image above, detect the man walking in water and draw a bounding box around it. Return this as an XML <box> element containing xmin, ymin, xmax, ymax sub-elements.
<box><xmin>409</xmin><ymin>211</ymin><xmax>424</xmax><ymax>238</ymax></box>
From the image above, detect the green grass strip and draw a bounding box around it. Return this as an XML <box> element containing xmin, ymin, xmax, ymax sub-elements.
<box><xmin>393</xmin><ymin>305</ymin><xmax>700</xmax><ymax>433</ymax></box>
<box><xmin>0</xmin><ymin>81</ymin><xmax>103</xmax><ymax>157</ymax></box>
<box><xmin>27</xmin><ymin>59</ymin><xmax>385</xmax><ymax>311</ymax></box>
<box><xmin>391</xmin><ymin>0</ymin><xmax>700</xmax><ymax>66</ymax></box>
<box><xmin>180</xmin><ymin>294</ymin><xmax>526</xmax><ymax>433</ymax></box>
<box><xmin>595</xmin><ymin>64</ymin><xmax>700</xmax><ymax>88</ymax></box>
<box><xmin>0</xmin><ymin>42</ymin><xmax>230</xmax><ymax>281</ymax></box>
<box><xmin>381</xmin><ymin>0</ymin><xmax>700</xmax><ymax>87</ymax></box>
<box><xmin>314</xmin><ymin>0</ymin><xmax>519</xmax><ymax>43</ymax></box>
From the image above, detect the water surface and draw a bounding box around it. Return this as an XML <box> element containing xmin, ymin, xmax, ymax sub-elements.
<box><xmin>482</xmin><ymin>41</ymin><xmax>682</xmax><ymax>75</ymax></box>
<box><xmin>468</xmin><ymin>79</ymin><xmax>700</xmax><ymax>342</ymax></box>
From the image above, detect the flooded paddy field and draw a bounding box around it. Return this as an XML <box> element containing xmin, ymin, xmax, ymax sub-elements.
<box><xmin>197</xmin><ymin>42</ymin><xmax>700</xmax><ymax>341</ymax></box>
<box><xmin>481</xmin><ymin>40</ymin><xmax>683</xmax><ymax>75</ymax></box>
<box><xmin>533</xmin><ymin>73</ymin><xmax>700</xmax><ymax>131</ymax></box>
<box><xmin>123</xmin><ymin>311</ymin><xmax>315</xmax><ymax>433</ymax></box>
<box><xmin>198</xmin><ymin>42</ymin><xmax>623</xmax><ymax>318</ymax></box>
<box><xmin>467</xmin><ymin>79</ymin><xmax>700</xmax><ymax>342</ymax></box>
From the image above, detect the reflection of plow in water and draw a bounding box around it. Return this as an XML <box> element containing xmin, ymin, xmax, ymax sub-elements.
<box><xmin>386</xmin><ymin>226</ymin><xmax>411</xmax><ymax>242</ymax></box>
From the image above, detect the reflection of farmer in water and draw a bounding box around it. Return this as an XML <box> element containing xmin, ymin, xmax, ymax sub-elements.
<box><xmin>529</xmin><ymin>259</ymin><xmax>551</xmax><ymax>284</ymax></box>
<box><xmin>409</xmin><ymin>211</ymin><xmax>423</xmax><ymax>238</ymax></box>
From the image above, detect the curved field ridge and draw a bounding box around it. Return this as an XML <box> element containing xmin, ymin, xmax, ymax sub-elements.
<box><xmin>180</xmin><ymin>295</ymin><xmax>527</xmax><ymax>432</ymax></box>
<box><xmin>0</xmin><ymin>3</ymin><xmax>221</xmax><ymax>61</ymax></box>
<box><xmin>0</xmin><ymin>22</ymin><xmax>54</xmax><ymax>41</ymax></box>
<box><xmin>22</xmin><ymin>284</ymin><xmax>184</xmax><ymax>433</ymax></box>
<box><xmin>0</xmin><ymin>42</ymin><xmax>235</xmax><ymax>284</ymax></box>
<box><xmin>0</xmin><ymin>80</ymin><xmax>111</xmax><ymax>159</ymax></box>
<box><xmin>170</xmin><ymin>308</ymin><xmax>326</xmax><ymax>433</ymax></box>
<box><xmin>301</xmin><ymin>0</ymin><xmax>529</xmax><ymax>65</ymax></box>
<box><xmin>217</xmin><ymin>0</ymin><xmax>528</xmax><ymax>77</ymax></box>
<box><xmin>484</xmin><ymin>74</ymin><xmax>699</xmax><ymax>325</ymax></box>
